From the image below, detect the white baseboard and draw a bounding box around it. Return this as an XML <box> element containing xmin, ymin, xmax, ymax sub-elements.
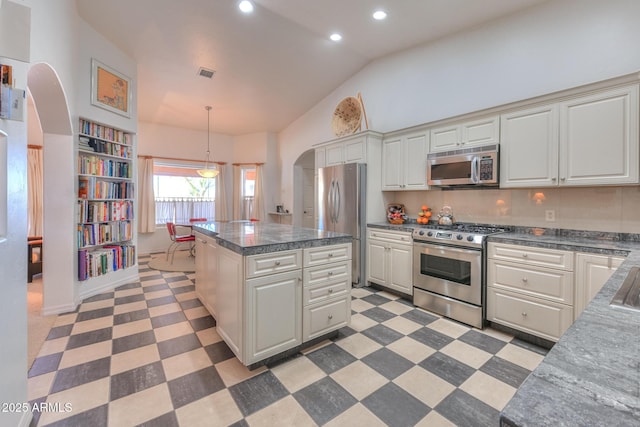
<box><xmin>17</xmin><ymin>410</ymin><xmax>33</xmax><ymax>427</ymax></box>
<box><xmin>77</xmin><ymin>273</ymin><xmax>140</xmax><ymax>302</ymax></box>
<box><xmin>42</xmin><ymin>301</ymin><xmax>77</xmax><ymax>316</ymax></box>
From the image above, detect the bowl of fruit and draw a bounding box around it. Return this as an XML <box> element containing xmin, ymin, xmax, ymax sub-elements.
<box><xmin>387</xmin><ymin>204</ymin><xmax>408</xmax><ymax>224</ymax></box>
<box><xmin>416</xmin><ymin>205</ymin><xmax>432</xmax><ymax>225</ymax></box>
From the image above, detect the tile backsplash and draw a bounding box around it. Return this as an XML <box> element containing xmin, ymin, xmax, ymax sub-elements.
<box><xmin>384</xmin><ymin>186</ymin><xmax>640</xmax><ymax>233</ymax></box>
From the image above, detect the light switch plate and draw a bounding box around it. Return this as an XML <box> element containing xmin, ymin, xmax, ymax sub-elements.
<box><xmin>545</xmin><ymin>210</ymin><xmax>556</xmax><ymax>222</ymax></box>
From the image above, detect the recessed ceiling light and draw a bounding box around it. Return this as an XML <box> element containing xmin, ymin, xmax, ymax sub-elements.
<box><xmin>372</xmin><ymin>10</ymin><xmax>387</xmax><ymax>20</ymax></box>
<box><xmin>329</xmin><ymin>33</ymin><xmax>342</xmax><ymax>42</ymax></box>
<box><xmin>238</xmin><ymin>0</ymin><xmax>254</xmax><ymax>13</ymax></box>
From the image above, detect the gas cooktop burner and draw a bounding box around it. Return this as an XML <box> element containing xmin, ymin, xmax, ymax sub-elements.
<box><xmin>412</xmin><ymin>223</ymin><xmax>510</xmax><ymax>248</ymax></box>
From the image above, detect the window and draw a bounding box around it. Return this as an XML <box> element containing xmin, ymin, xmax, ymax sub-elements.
<box><xmin>240</xmin><ymin>166</ymin><xmax>255</xmax><ymax>219</ymax></box>
<box><xmin>153</xmin><ymin>162</ymin><xmax>216</xmax><ymax>224</ymax></box>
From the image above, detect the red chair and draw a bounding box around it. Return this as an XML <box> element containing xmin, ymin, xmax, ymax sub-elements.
<box><xmin>189</xmin><ymin>218</ymin><xmax>207</xmax><ymax>223</ymax></box>
<box><xmin>166</xmin><ymin>222</ymin><xmax>195</xmax><ymax>263</ymax></box>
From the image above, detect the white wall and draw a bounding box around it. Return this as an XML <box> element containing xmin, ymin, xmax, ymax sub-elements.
<box><xmin>278</xmin><ymin>0</ymin><xmax>640</xmax><ymax>214</ymax></box>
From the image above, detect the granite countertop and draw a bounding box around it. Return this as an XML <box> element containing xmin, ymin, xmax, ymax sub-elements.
<box><xmin>192</xmin><ymin>221</ymin><xmax>352</xmax><ymax>256</ymax></box>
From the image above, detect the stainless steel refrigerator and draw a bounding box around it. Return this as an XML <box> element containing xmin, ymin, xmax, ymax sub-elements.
<box><xmin>317</xmin><ymin>163</ymin><xmax>366</xmax><ymax>285</ymax></box>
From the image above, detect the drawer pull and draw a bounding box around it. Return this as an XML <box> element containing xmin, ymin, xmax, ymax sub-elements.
<box><xmin>274</xmin><ymin>261</ymin><xmax>281</xmax><ymax>266</ymax></box>
<box><xmin>522</xmin><ymin>312</ymin><xmax>528</xmax><ymax>317</ymax></box>
<box><xmin>522</xmin><ymin>277</ymin><xmax>528</xmax><ymax>283</ymax></box>
<box><xmin>328</xmin><ymin>271</ymin><xmax>333</xmax><ymax>276</ymax></box>
<box><xmin>328</xmin><ymin>253</ymin><xmax>334</xmax><ymax>257</ymax></box>
<box><xmin>522</xmin><ymin>253</ymin><xmax>528</xmax><ymax>258</ymax></box>
<box><xmin>328</xmin><ymin>314</ymin><xmax>333</xmax><ymax>320</ymax></box>
<box><xmin>328</xmin><ymin>288</ymin><xmax>333</xmax><ymax>293</ymax></box>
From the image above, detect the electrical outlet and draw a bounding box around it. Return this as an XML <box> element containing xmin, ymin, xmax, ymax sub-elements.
<box><xmin>545</xmin><ymin>210</ymin><xmax>556</xmax><ymax>222</ymax></box>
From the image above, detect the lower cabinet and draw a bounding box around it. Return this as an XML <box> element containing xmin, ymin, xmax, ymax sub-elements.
<box><xmin>366</xmin><ymin>228</ymin><xmax>413</xmax><ymax>295</ymax></box>
<box><xmin>194</xmin><ymin>231</ymin><xmax>217</xmax><ymax>318</ymax></box>
<box><xmin>574</xmin><ymin>252</ymin><xmax>624</xmax><ymax>319</ymax></box>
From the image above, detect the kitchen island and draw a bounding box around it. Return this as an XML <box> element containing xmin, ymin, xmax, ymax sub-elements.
<box><xmin>192</xmin><ymin>222</ymin><xmax>353</xmax><ymax>369</ymax></box>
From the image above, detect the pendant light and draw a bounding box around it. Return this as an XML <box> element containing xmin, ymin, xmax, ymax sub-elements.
<box><xmin>197</xmin><ymin>105</ymin><xmax>219</xmax><ymax>178</ymax></box>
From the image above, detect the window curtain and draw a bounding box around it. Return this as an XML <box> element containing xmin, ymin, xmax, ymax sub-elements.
<box><xmin>27</xmin><ymin>147</ymin><xmax>43</xmax><ymax>237</ymax></box>
<box><xmin>233</xmin><ymin>165</ymin><xmax>242</xmax><ymax>220</ymax></box>
<box><xmin>155</xmin><ymin>198</ymin><xmax>215</xmax><ymax>224</ymax></box>
<box><xmin>215</xmin><ymin>164</ymin><xmax>228</xmax><ymax>221</ymax></box>
<box><xmin>138</xmin><ymin>157</ymin><xmax>156</xmax><ymax>233</ymax></box>
<box><xmin>253</xmin><ymin>164</ymin><xmax>264</xmax><ymax>221</ymax></box>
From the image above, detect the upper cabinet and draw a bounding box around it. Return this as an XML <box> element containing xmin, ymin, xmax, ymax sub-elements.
<box><xmin>315</xmin><ymin>132</ymin><xmax>382</xmax><ymax>168</ymax></box>
<box><xmin>382</xmin><ymin>130</ymin><xmax>429</xmax><ymax>191</ymax></box>
<box><xmin>430</xmin><ymin>115</ymin><xmax>499</xmax><ymax>152</ymax></box>
<box><xmin>501</xmin><ymin>84</ymin><xmax>639</xmax><ymax>188</ymax></box>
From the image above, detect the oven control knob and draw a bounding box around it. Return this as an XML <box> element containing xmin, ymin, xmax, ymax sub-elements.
<box><xmin>418</xmin><ymin>230</ymin><xmax>425</xmax><ymax>236</ymax></box>
<box><xmin>467</xmin><ymin>235</ymin><xmax>475</xmax><ymax>242</ymax></box>
<box><xmin>427</xmin><ymin>231</ymin><xmax>433</xmax><ymax>237</ymax></box>
<box><xmin>456</xmin><ymin>234</ymin><xmax>463</xmax><ymax>240</ymax></box>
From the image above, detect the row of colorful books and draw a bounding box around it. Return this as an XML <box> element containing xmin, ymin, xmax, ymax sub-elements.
<box><xmin>77</xmin><ymin>221</ymin><xmax>133</xmax><ymax>248</ymax></box>
<box><xmin>79</xmin><ymin>119</ymin><xmax>132</xmax><ymax>145</ymax></box>
<box><xmin>79</xmin><ymin>136</ymin><xmax>133</xmax><ymax>158</ymax></box>
<box><xmin>78</xmin><ymin>176</ymin><xmax>134</xmax><ymax>199</ymax></box>
<box><xmin>78</xmin><ymin>155</ymin><xmax>132</xmax><ymax>178</ymax></box>
<box><xmin>78</xmin><ymin>200</ymin><xmax>134</xmax><ymax>223</ymax></box>
<box><xmin>78</xmin><ymin>244</ymin><xmax>136</xmax><ymax>281</ymax></box>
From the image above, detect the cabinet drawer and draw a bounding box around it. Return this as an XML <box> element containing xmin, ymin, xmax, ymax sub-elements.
<box><xmin>304</xmin><ymin>260</ymin><xmax>351</xmax><ymax>287</ymax></box>
<box><xmin>246</xmin><ymin>249</ymin><xmax>302</xmax><ymax>278</ymax></box>
<box><xmin>367</xmin><ymin>229</ymin><xmax>412</xmax><ymax>245</ymax></box>
<box><xmin>303</xmin><ymin>296</ymin><xmax>350</xmax><ymax>342</ymax></box>
<box><xmin>488</xmin><ymin>243</ymin><xmax>573</xmax><ymax>270</ymax></box>
<box><xmin>303</xmin><ymin>243</ymin><xmax>351</xmax><ymax>267</ymax></box>
<box><xmin>488</xmin><ymin>260</ymin><xmax>574</xmax><ymax>304</ymax></box>
<box><xmin>487</xmin><ymin>287</ymin><xmax>573</xmax><ymax>342</ymax></box>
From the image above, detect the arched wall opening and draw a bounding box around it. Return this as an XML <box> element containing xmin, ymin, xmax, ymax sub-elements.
<box><xmin>292</xmin><ymin>149</ymin><xmax>315</xmax><ymax>228</ymax></box>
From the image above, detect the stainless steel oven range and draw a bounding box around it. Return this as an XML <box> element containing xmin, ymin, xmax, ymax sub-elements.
<box><xmin>412</xmin><ymin>224</ymin><xmax>507</xmax><ymax>328</ymax></box>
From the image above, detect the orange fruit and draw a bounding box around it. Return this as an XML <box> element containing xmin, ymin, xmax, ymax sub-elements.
<box><xmin>425</xmin><ymin>211</ymin><xmax>432</xmax><ymax>218</ymax></box>
<box><xmin>421</xmin><ymin>205</ymin><xmax>428</xmax><ymax>211</ymax></box>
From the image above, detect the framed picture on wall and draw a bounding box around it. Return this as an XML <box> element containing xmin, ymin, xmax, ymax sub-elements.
<box><xmin>90</xmin><ymin>58</ymin><xmax>131</xmax><ymax>118</ymax></box>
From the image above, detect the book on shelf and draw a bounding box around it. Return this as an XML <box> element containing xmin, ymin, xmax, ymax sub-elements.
<box><xmin>78</xmin><ymin>244</ymin><xmax>136</xmax><ymax>281</ymax></box>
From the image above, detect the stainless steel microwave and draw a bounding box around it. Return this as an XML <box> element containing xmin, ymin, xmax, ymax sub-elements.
<box><xmin>427</xmin><ymin>145</ymin><xmax>499</xmax><ymax>186</ymax></box>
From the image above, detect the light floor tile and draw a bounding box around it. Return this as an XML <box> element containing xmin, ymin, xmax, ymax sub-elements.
<box><xmin>245</xmin><ymin>395</ymin><xmax>316</xmax><ymax>427</ymax></box>
<box><xmin>351</xmin><ymin>288</ymin><xmax>374</xmax><ymax>299</ymax></box>
<box><xmin>163</xmin><ymin>272</ymin><xmax>187</xmax><ymax>278</ymax></box>
<box><xmin>148</xmin><ymin>302</ymin><xmax>183</xmax><ymax>318</ymax></box>
<box><xmin>37</xmin><ymin>336</ymin><xmax>69</xmax><ymax>357</ymax></box>
<box><xmin>78</xmin><ymin>299</ymin><xmax>114</xmax><ymax>312</ymax></box>
<box><xmin>271</xmin><ymin>356</ymin><xmax>326</xmax><ymax>393</ymax></box>
<box><xmin>196</xmin><ymin>327</ymin><xmax>223</xmax><ymax>347</ymax></box>
<box><xmin>53</xmin><ymin>313</ymin><xmax>78</xmax><ymax>327</ymax></box>
<box><xmin>331</xmin><ymin>360</ymin><xmax>388</xmax><ymax>400</ymax></box>
<box><xmin>334</xmin><ymin>333</ymin><xmax>382</xmax><ymax>359</ymax></box>
<box><xmin>184</xmin><ymin>305</ymin><xmax>210</xmax><ymax>320</ymax></box>
<box><xmin>141</xmin><ymin>278</ymin><xmax>169</xmax><ymax>286</ymax></box>
<box><xmin>379</xmin><ymin>300</ymin><xmax>414</xmax><ymax>315</ymax></box>
<box><xmin>71</xmin><ymin>316</ymin><xmax>113</xmax><ymax>335</ymax></box>
<box><xmin>175</xmin><ymin>290</ymin><xmax>197</xmax><ymax>302</ymax></box>
<box><xmin>36</xmin><ymin>378</ymin><xmax>110</xmax><ymax>426</ymax></box>
<box><xmin>496</xmin><ymin>343</ymin><xmax>545</xmax><ymax>371</ymax></box>
<box><xmin>113</xmin><ymin>300</ymin><xmax>147</xmax><ymax>315</ymax></box>
<box><xmin>28</xmin><ymin>371</ymin><xmax>56</xmax><ymax>401</ymax></box>
<box><xmin>460</xmin><ymin>371</ymin><xmax>517</xmax><ymax>410</ymax></box>
<box><xmin>351</xmin><ymin>299</ymin><xmax>376</xmax><ymax>313</ymax></box>
<box><xmin>139</xmin><ymin>270</ymin><xmax>161</xmax><ymax>277</ymax></box>
<box><xmin>382</xmin><ymin>316</ymin><xmax>422</xmax><ymax>335</ymax></box>
<box><xmin>375</xmin><ymin>290</ymin><xmax>401</xmax><ymax>301</ymax></box>
<box><xmin>108</xmin><ymin>383</ymin><xmax>174</xmax><ymax>426</ymax></box>
<box><xmin>426</xmin><ymin>318</ymin><xmax>470</xmax><ymax>339</ymax></box>
<box><xmin>113</xmin><ymin>287</ymin><xmax>143</xmax><ymax>298</ymax></box>
<box><xmin>168</xmin><ymin>279</ymin><xmax>193</xmax><ymax>288</ymax></box>
<box><xmin>162</xmin><ymin>348</ymin><xmax>213</xmax><ymax>381</ymax></box>
<box><xmin>349</xmin><ymin>313</ymin><xmax>378</xmax><ymax>332</ymax></box>
<box><xmin>324</xmin><ymin>402</ymin><xmax>388</xmax><ymax>427</ymax></box>
<box><xmin>215</xmin><ymin>357</ymin><xmax>267</xmax><ymax>388</ymax></box>
<box><xmin>480</xmin><ymin>327</ymin><xmax>515</xmax><ymax>342</ymax></box>
<box><xmin>153</xmin><ymin>321</ymin><xmax>194</xmax><ymax>342</ymax></box>
<box><xmin>110</xmin><ymin>344</ymin><xmax>160</xmax><ymax>376</ymax></box>
<box><xmin>394</xmin><ymin>366</ymin><xmax>456</xmax><ymax>408</ymax></box>
<box><xmin>144</xmin><ymin>288</ymin><xmax>174</xmax><ymax>300</ymax></box>
<box><xmin>440</xmin><ymin>340</ymin><xmax>492</xmax><ymax>369</ymax></box>
<box><xmin>112</xmin><ymin>318</ymin><xmax>152</xmax><ymax>339</ymax></box>
<box><xmin>175</xmin><ymin>389</ymin><xmax>243</xmax><ymax>427</ymax></box>
<box><xmin>416</xmin><ymin>410</ymin><xmax>457</xmax><ymax>427</ymax></box>
<box><xmin>58</xmin><ymin>340</ymin><xmax>112</xmax><ymax>369</ymax></box>
<box><xmin>386</xmin><ymin>336</ymin><xmax>436</xmax><ymax>364</ymax></box>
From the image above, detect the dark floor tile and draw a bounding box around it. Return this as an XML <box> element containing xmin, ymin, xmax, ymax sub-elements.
<box><xmin>157</xmin><ymin>333</ymin><xmax>202</xmax><ymax>359</ymax></box>
<box><xmin>361</xmin><ymin>348</ymin><xmax>413</xmax><ymax>380</ymax></box>
<box><xmin>293</xmin><ymin>377</ymin><xmax>357</xmax><ymax>425</ymax></box>
<box><xmin>229</xmin><ymin>371</ymin><xmax>289</xmax><ymax>417</ymax></box>
<box><xmin>169</xmin><ymin>366</ymin><xmax>225</xmax><ymax>409</ymax></box>
<box><xmin>179</xmin><ymin>298</ymin><xmax>203</xmax><ymax>310</ymax></box>
<box><xmin>112</xmin><ymin>330</ymin><xmax>156</xmax><ymax>354</ymax></box>
<box><xmin>146</xmin><ymin>295</ymin><xmax>178</xmax><ymax>308</ymax></box>
<box><xmin>459</xmin><ymin>330</ymin><xmax>507</xmax><ymax>354</ymax></box>
<box><xmin>113</xmin><ymin>308</ymin><xmax>150</xmax><ymax>326</ymax></box>
<box><xmin>172</xmin><ymin>284</ymin><xmax>195</xmax><ymax>294</ymax></box>
<box><xmin>66</xmin><ymin>327</ymin><xmax>113</xmax><ymax>350</ymax></box>
<box><xmin>360</xmin><ymin>306</ymin><xmax>396</xmax><ymax>323</ymax></box>
<box><xmin>189</xmin><ymin>315</ymin><xmax>216</xmax><ymax>331</ymax></box>
<box><xmin>142</xmin><ymin>283</ymin><xmax>170</xmax><ymax>293</ymax></box>
<box><xmin>139</xmin><ymin>274</ymin><xmax>163</xmax><ymax>282</ymax></box>
<box><xmin>115</xmin><ymin>282</ymin><xmax>142</xmax><ymax>291</ymax></box>
<box><xmin>75</xmin><ymin>307</ymin><xmax>114</xmax><ymax>322</ymax></box>
<box><xmin>43</xmin><ymin>404</ymin><xmax>108</xmax><ymax>427</ymax></box>
<box><xmin>165</xmin><ymin>275</ymin><xmax>190</xmax><ymax>283</ymax></box>
<box><xmin>110</xmin><ymin>361</ymin><xmax>167</xmax><ymax>400</ymax></box>
<box><xmin>227</xmin><ymin>420</ymin><xmax>250</xmax><ymax>427</ymax></box>
<box><xmin>435</xmin><ymin>389</ymin><xmax>499</xmax><ymax>426</ymax></box>
<box><xmin>510</xmin><ymin>337</ymin><xmax>550</xmax><ymax>356</ymax></box>
<box><xmin>331</xmin><ymin>326</ymin><xmax>357</xmax><ymax>341</ymax></box>
<box><xmin>114</xmin><ymin>293</ymin><xmax>146</xmax><ymax>305</ymax></box>
<box><xmin>361</xmin><ymin>382</ymin><xmax>431</xmax><ymax>427</ymax></box>
<box><xmin>480</xmin><ymin>356</ymin><xmax>532</xmax><ymax>389</ymax></box>
<box><xmin>306</xmin><ymin>343</ymin><xmax>357</xmax><ymax>374</ymax></box>
<box><xmin>28</xmin><ymin>352</ymin><xmax>63</xmax><ymax>377</ymax></box>
<box><xmin>50</xmin><ymin>357</ymin><xmax>111</xmax><ymax>393</ymax></box>
<box><xmin>419</xmin><ymin>352</ymin><xmax>476</xmax><ymax>387</ymax></box>
<box><xmin>401</xmin><ymin>309</ymin><xmax>439</xmax><ymax>326</ymax></box>
<box><xmin>28</xmin><ymin>397</ymin><xmax>47</xmax><ymax>427</ymax></box>
<box><xmin>409</xmin><ymin>327</ymin><xmax>453</xmax><ymax>350</ymax></box>
<box><xmin>360</xmin><ymin>294</ymin><xmax>392</xmax><ymax>306</ymax></box>
<box><xmin>150</xmin><ymin>311</ymin><xmax>188</xmax><ymax>328</ymax></box>
<box><xmin>361</xmin><ymin>324</ymin><xmax>404</xmax><ymax>346</ymax></box>
<box><xmin>46</xmin><ymin>324</ymin><xmax>74</xmax><ymax>340</ymax></box>
<box><xmin>82</xmin><ymin>292</ymin><xmax>114</xmax><ymax>303</ymax></box>
<box><xmin>136</xmin><ymin>411</ymin><xmax>179</xmax><ymax>427</ymax></box>
<box><xmin>204</xmin><ymin>341</ymin><xmax>235</xmax><ymax>364</ymax></box>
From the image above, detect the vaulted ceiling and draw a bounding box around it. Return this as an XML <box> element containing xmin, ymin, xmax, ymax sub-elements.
<box><xmin>75</xmin><ymin>0</ymin><xmax>549</xmax><ymax>135</ymax></box>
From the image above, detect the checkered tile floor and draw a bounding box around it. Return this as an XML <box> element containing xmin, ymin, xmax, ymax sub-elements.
<box><xmin>28</xmin><ymin>253</ymin><xmax>548</xmax><ymax>426</ymax></box>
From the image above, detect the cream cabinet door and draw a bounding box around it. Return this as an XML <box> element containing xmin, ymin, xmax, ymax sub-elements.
<box><xmin>430</xmin><ymin>124</ymin><xmax>460</xmax><ymax>152</ymax></box>
<box><xmin>315</xmin><ymin>147</ymin><xmax>326</xmax><ymax>169</ymax></box>
<box><xmin>344</xmin><ymin>137</ymin><xmax>366</xmax><ymax>163</ymax></box>
<box><xmin>461</xmin><ymin>115</ymin><xmax>499</xmax><ymax>147</ymax></box>
<box><xmin>404</xmin><ymin>133</ymin><xmax>429</xmax><ymax>190</ymax></box>
<box><xmin>204</xmin><ymin>239</ymin><xmax>218</xmax><ymax>318</ymax></box>
<box><xmin>366</xmin><ymin>238</ymin><xmax>388</xmax><ymax>286</ymax></box>
<box><xmin>382</xmin><ymin>136</ymin><xmax>403</xmax><ymax>190</ymax></box>
<box><xmin>216</xmin><ymin>246</ymin><xmax>244</xmax><ymax>359</ymax></box>
<box><xmin>500</xmin><ymin>104</ymin><xmax>559</xmax><ymax>188</ymax></box>
<box><xmin>325</xmin><ymin>142</ymin><xmax>344</xmax><ymax>166</ymax></box>
<box><xmin>574</xmin><ymin>253</ymin><xmax>624</xmax><ymax>319</ymax></box>
<box><xmin>387</xmin><ymin>241</ymin><xmax>413</xmax><ymax>295</ymax></box>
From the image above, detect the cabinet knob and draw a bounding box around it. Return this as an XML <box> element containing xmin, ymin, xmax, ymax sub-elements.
<box><xmin>275</xmin><ymin>261</ymin><xmax>281</xmax><ymax>266</ymax></box>
<box><xmin>328</xmin><ymin>288</ymin><xmax>333</xmax><ymax>293</ymax></box>
<box><xmin>522</xmin><ymin>312</ymin><xmax>528</xmax><ymax>317</ymax></box>
<box><xmin>328</xmin><ymin>253</ymin><xmax>333</xmax><ymax>257</ymax></box>
<box><xmin>551</xmin><ymin>177</ymin><xmax>557</xmax><ymax>182</ymax></box>
<box><xmin>328</xmin><ymin>271</ymin><xmax>333</xmax><ymax>276</ymax></box>
<box><xmin>522</xmin><ymin>277</ymin><xmax>528</xmax><ymax>283</ymax></box>
<box><xmin>522</xmin><ymin>253</ymin><xmax>528</xmax><ymax>258</ymax></box>
<box><xmin>560</xmin><ymin>177</ymin><xmax>566</xmax><ymax>181</ymax></box>
<box><xmin>328</xmin><ymin>314</ymin><xmax>333</xmax><ymax>320</ymax></box>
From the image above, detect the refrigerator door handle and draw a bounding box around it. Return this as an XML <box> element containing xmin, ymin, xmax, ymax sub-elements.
<box><xmin>334</xmin><ymin>181</ymin><xmax>341</xmax><ymax>224</ymax></box>
<box><xmin>328</xmin><ymin>179</ymin><xmax>335</xmax><ymax>224</ymax></box>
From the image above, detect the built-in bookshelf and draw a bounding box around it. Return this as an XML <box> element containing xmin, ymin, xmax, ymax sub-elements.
<box><xmin>77</xmin><ymin>118</ymin><xmax>135</xmax><ymax>281</ymax></box>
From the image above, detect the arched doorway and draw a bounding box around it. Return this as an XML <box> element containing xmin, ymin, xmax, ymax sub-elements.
<box><xmin>27</xmin><ymin>63</ymin><xmax>74</xmax><ymax>317</ymax></box>
<box><xmin>293</xmin><ymin>149</ymin><xmax>315</xmax><ymax>228</ymax></box>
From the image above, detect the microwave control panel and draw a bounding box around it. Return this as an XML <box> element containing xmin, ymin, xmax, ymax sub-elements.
<box><xmin>479</xmin><ymin>156</ymin><xmax>494</xmax><ymax>181</ymax></box>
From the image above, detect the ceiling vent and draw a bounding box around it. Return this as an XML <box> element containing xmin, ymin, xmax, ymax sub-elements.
<box><xmin>197</xmin><ymin>67</ymin><xmax>216</xmax><ymax>79</ymax></box>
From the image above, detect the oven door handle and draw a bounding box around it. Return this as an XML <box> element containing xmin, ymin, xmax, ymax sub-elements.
<box><xmin>414</xmin><ymin>242</ymin><xmax>480</xmax><ymax>256</ymax></box>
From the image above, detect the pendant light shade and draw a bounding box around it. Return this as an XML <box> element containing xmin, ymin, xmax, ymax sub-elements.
<box><xmin>197</xmin><ymin>105</ymin><xmax>219</xmax><ymax>178</ymax></box>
